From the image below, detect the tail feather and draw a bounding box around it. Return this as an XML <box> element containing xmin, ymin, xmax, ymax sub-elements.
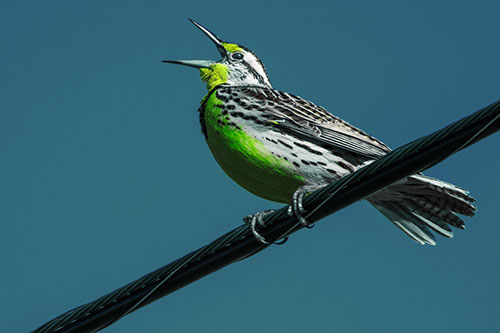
<box><xmin>406</xmin><ymin>174</ymin><xmax>475</xmax><ymax>216</ymax></box>
<box><xmin>373</xmin><ymin>201</ymin><xmax>437</xmax><ymax>245</ymax></box>
<box><xmin>410</xmin><ymin>197</ymin><xmax>467</xmax><ymax>229</ymax></box>
<box><xmin>403</xmin><ymin>199</ymin><xmax>456</xmax><ymax>236</ymax></box>
<box><xmin>369</xmin><ymin>174</ymin><xmax>476</xmax><ymax>245</ymax></box>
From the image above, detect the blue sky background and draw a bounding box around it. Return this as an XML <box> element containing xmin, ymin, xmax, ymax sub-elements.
<box><xmin>2</xmin><ymin>1</ymin><xmax>500</xmax><ymax>332</ymax></box>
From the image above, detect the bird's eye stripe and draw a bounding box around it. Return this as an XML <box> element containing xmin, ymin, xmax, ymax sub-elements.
<box><xmin>240</xmin><ymin>60</ymin><xmax>266</xmax><ymax>85</ymax></box>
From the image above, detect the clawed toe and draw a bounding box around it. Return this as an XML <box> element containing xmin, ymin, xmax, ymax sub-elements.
<box><xmin>243</xmin><ymin>209</ymin><xmax>276</xmax><ymax>244</ymax></box>
<box><xmin>244</xmin><ymin>184</ymin><xmax>324</xmax><ymax>244</ymax></box>
<box><xmin>288</xmin><ymin>184</ymin><xmax>325</xmax><ymax>228</ymax></box>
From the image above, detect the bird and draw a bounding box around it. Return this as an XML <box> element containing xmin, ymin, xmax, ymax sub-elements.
<box><xmin>163</xmin><ymin>19</ymin><xmax>476</xmax><ymax>245</ymax></box>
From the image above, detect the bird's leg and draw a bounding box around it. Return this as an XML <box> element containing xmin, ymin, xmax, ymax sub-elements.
<box><xmin>288</xmin><ymin>184</ymin><xmax>325</xmax><ymax>227</ymax></box>
<box><xmin>243</xmin><ymin>184</ymin><xmax>325</xmax><ymax>243</ymax></box>
<box><xmin>243</xmin><ymin>209</ymin><xmax>276</xmax><ymax>244</ymax></box>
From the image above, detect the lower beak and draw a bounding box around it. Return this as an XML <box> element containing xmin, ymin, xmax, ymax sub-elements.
<box><xmin>161</xmin><ymin>59</ymin><xmax>213</xmax><ymax>69</ymax></box>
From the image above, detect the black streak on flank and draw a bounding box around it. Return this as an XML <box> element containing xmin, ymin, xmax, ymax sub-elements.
<box><xmin>294</xmin><ymin>142</ymin><xmax>323</xmax><ymax>156</ymax></box>
<box><xmin>243</xmin><ymin>115</ymin><xmax>258</xmax><ymax>121</ymax></box>
<box><xmin>277</xmin><ymin>139</ymin><xmax>293</xmax><ymax>150</ymax></box>
<box><xmin>337</xmin><ymin>161</ymin><xmax>355</xmax><ymax>172</ymax></box>
<box><xmin>326</xmin><ymin>168</ymin><xmax>338</xmax><ymax>175</ymax></box>
<box><xmin>230</xmin><ymin>111</ymin><xmax>245</xmax><ymax>118</ymax></box>
<box><xmin>293</xmin><ymin>161</ymin><xmax>300</xmax><ymax>167</ymax></box>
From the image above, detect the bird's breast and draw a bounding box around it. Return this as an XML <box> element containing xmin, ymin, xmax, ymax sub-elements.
<box><xmin>199</xmin><ymin>92</ymin><xmax>305</xmax><ymax>203</ymax></box>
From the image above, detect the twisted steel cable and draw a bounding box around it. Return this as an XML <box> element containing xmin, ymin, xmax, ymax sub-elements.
<box><xmin>34</xmin><ymin>99</ymin><xmax>500</xmax><ymax>332</ymax></box>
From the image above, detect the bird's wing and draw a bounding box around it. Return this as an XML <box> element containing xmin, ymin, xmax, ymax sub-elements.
<box><xmin>229</xmin><ymin>86</ymin><xmax>391</xmax><ymax>159</ymax></box>
<box><xmin>273</xmin><ymin>120</ymin><xmax>389</xmax><ymax>159</ymax></box>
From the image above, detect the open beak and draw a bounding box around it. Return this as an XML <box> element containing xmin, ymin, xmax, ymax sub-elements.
<box><xmin>162</xmin><ymin>19</ymin><xmax>227</xmax><ymax>68</ymax></box>
<box><xmin>162</xmin><ymin>59</ymin><xmax>212</xmax><ymax>69</ymax></box>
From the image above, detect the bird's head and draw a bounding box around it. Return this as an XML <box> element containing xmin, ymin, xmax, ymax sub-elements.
<box><xmin>163</xmin><ymin>19</ymin><xmax>271</xmax><ymax>91</ymax></box>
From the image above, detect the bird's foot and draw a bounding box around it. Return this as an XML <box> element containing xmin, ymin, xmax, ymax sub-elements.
<box><xmin>287</xmin><ymin>185</ymin><xmax>325</xmax><ymax>228</ymax></box>
<box><xmin>244</xmin><ymin>209</ymin><xmax>287</xmax><ymax>245</ymax></box>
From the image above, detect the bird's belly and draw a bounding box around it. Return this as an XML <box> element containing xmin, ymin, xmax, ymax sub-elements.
<box><xmin>205</xmin><ymin>125</ymin><xmax>305</xmax><ymax>203</ymax></box>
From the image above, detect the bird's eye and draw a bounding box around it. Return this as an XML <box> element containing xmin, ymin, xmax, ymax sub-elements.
<box><xmin>231</xmin><ymin>52</ymin><xmax>244</xmax><ymax>60</ymax></box>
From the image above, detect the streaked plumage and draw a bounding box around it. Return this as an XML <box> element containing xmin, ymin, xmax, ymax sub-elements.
<box><xmin>164</xmin><ymin>19</ymin><xmax>475</xmax><ymax>245</ymax></box>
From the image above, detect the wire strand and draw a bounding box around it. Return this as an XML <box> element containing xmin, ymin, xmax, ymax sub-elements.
<box><xmin>34</xmin><ymin>99</ymin><xmax>500</xmax><ymax>332</ymax></box>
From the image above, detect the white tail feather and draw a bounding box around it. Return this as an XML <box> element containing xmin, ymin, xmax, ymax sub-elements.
<box><xmin>369</xmin><ymin>174</ymin><xmax>475</xmax><ymax>245</ymax></box>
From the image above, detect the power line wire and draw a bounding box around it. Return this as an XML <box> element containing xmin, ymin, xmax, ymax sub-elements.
<box><xmin>34</xmin><ymin>99</ymin><xmax>500</xmax><ymax>332</ymax></box>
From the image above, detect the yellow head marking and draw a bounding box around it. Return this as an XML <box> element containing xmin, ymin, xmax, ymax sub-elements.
<box><xmin>222</xmin><ymin>43</ymin><xmax>242</xmax><ymax>53</ymax></box>
<box><xmin>200</xmin><ymin>63</ymin><xmax>228</xmax><ymax>91</ymax></box>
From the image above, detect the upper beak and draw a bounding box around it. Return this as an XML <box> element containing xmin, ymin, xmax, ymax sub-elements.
<box><xmin>162</xmin><ymin>19</ymin><xmax>227</xmax><ymax>68</ymax></box>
